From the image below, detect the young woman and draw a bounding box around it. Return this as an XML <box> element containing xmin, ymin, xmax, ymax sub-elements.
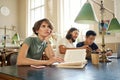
<box><xmin>17</xmin><ymin>18</ymin><xmax>63</xmax><ymax>66</ymax></box>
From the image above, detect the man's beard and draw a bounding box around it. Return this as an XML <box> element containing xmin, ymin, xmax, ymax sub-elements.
<box><xmin>71</xmin><ymin>38</ymin><xmax>76</xmax><ymax>42</ymax></box>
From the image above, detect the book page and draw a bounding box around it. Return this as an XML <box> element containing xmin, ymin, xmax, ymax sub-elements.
<box><xmin>64</xmin><ymin>49</ymin><xmax>86</xmax><ymax>62</ymax></box>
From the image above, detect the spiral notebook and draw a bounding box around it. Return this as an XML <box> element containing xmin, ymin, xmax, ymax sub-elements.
<box><xmin>57</xmin><ymin>49</ymin><xmax>87</xmax><ymax>68</ymax></box>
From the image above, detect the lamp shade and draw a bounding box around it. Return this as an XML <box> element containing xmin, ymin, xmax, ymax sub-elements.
<box><xmin>12</xmin><ymin>33</ymin><xmax>20</xmax><ymax>44</ymax></box>
<box><xmin>74</xmin><ymin>1</ymin><xmax>98</xmax><ymax>24</ymax></box>
<box><xmin>108</xmin><ymin>18</ymin><xmax>120</xmax><ymax>32</ymax></box>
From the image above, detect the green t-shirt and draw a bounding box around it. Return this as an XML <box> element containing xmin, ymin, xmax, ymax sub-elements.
<box><xmin>23</xmin><ymin>37</ymin><xmax>47</xmax><ymax>60</ymax></box>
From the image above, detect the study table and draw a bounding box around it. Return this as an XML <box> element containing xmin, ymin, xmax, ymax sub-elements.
<box><xmin>0</xmin><ymin>59</ymin><xmax>120</xmax><ymax>80</ymax></box>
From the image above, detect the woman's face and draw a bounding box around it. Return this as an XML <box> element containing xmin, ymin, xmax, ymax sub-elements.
<box><xmin>36</xmin><ymin>21</ymin><xmax>52</xmax><ymax>38</ymax></box>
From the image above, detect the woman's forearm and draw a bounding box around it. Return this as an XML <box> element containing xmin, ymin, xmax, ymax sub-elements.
<box><xmin>45</xmin><ymin>44</ymin><xmax>55</xmax><ymax>58</ymax></box>
<box><xmin>17</xmin><ymin>57</ymin><xmax>50</xmax><ymax>66</ymax></box>
<box><xmin>17</xmin><ymin>43</ymin><xmax>50</xmax><ymax>66</ymax></box>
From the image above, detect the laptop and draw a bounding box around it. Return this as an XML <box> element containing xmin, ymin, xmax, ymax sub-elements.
<box><xmin>108</xmin><ymin>43</ymin><xmax>120</xmax><ymax>59</ymax></box>
<box><xmin>56</xmin><ymin>49</ymin><xmax>87</xmax><ymax>68</ymax></box>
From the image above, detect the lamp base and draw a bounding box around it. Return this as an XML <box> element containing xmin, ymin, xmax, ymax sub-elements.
<box><xmin>99</xmin><ymin>53</ymin><xmax>111</xmax><ymax>63</ymax></box>
<box><xmin>99</xmin><ymin>59</ymin><xmax>111</xmax><ymax>63</ymax></box>
<box><xmin>1</xmin><ymin>49</ymin><xmax>7</xmax><ymax>66</ymax></box>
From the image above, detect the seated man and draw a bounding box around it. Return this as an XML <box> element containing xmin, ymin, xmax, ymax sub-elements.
<box><xmin>56</xmin><ymin>27</ymin><xmax>87</xmax><ymax>59</ymax></box>
<box><xmin>76</xmin><ymin>30</ymin><xmax>112</xmax><ymax>59</ymax></box>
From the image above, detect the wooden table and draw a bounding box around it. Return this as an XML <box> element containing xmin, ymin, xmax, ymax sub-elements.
<box><xmin>0</xmin><ymin>59</ymin><xmax>120</xmax><ymax>80</ymax></box>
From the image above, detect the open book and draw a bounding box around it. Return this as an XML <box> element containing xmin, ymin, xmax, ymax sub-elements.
<box><xmin>57</xmin><ymin>49</ymin><xmax>87</xmax><ymax>68</ymax></box>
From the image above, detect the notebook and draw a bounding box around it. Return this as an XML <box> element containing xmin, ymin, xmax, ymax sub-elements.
<box><xmin>57</xmin><ymin>49</ymin><xmax>87</xmax><ymax>68</ymax></box>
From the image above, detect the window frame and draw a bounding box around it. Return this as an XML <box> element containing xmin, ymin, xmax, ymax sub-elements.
<box><xmin>27</xmin><ymin>0</ymin><xmax>45</xmax><ymax>37</ymax></box>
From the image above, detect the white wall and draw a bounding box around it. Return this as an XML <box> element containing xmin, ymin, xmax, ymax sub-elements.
<box><xmin>0</xmin><ymin>0</ymin><xmax>18</xmax><ymax>42</ymax></box>
<box><xmin>0</xmin><ymin>0</ymin><xmax>18</xmax><ymax>27</ymax></box>
<box><xmin>0</xmin><ymin>0</ymin><xmax>27</xmax><ymax>41</ymax></box>
<box><xmin>18</xmin><ymin>0</ymin><xmax>27</xmax><ymax>40</ymax></box>
<box><xmin>115</xmin><ymin>0</ymin><xmax>120</xmax><ymax>21</ymax></box>
<box><xmin>46</xmin><ymin>0</ymin><xmax>57</xmax><ymax>32</ymax></box>
<box><xmin>113</xmin><ymin>0</ymin><xmax>120</xmax><ymax>43</ymax></box>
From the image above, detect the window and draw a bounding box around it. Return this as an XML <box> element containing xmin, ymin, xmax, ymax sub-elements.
<box><xmin>27</xmin><ymin>0</ymin><xmax>45</xmax><ymax>36</ymax></box>
<box><xmin>60</xmin><ymin>0</ymin><xmax>89</xmax><ymax>42</ymax></box>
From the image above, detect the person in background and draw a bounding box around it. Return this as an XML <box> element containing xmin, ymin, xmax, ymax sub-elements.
<box><xmin>56</xmin><ymin>27</ymin><xmax>87</xmax><ymax>59</ymax></box>
<box><xmin>76</xmin><ymin>30</ymin><xmax>112</xmax><ymax>59</ymax></box>
<box><xmin>17</xmin><ymin>18</ymin><xmax>63</xmax><ymax>66</ymax></box>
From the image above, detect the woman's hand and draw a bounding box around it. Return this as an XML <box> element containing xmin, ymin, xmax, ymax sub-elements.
<box><xmin>47</xmin><ymin>57</ymin><xmax>64</xmax><ymax>65</ymax></box>
<box><xmin>44</xmin><ymin>31</ymin><xmax>52</xmax><ymax>42</ymax></box>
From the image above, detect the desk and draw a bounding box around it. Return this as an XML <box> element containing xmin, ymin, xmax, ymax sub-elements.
<box><xmin>0</xmin><ymin>59</ymin><xmax>120</xmax><ymax>80</ymax></box>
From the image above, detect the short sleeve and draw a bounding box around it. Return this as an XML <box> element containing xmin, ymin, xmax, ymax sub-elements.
<box><xmin>58</xmin><ymin>38</ymin><xmax>66</xmax><ymax>46</ymax></box>
<box><xmin>91</xmin><ymin>43</ymin><xmax>98</xmax><ymax>50</ymax></box>
<box><xmin>76</xmin><ymin>42</ymin><xmax>84</xmax><ymax>47</ymax></box>
<box><xmin>23</xmin><ymin>37</ymin><xmax>32</xmax><ymax>46</ymax></box>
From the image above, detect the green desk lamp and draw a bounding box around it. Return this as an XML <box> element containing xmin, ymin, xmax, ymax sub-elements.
<box><xmin>75</xmin><ymin>0</ymin><xmax>98</xmax><ymax>24</ymax></box>
<box><xmin>108</xmin><ymin>17</ymin><xmax>120</xmax><ymax>32</ymax></box>
<box><xmin>12</xmin><ymin>33</ymin><xmax>20</xmax><ymax>45</ymax></box>
<box><xmin>74</xmin><ymin>0</ymin><xmax>120</xmax><ymax>62</ymax></box>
